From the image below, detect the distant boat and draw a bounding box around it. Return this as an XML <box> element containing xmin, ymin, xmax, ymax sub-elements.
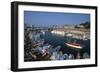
<box><xmin>65</xmin><ymin>42</ymin><xmax>83</xmax><ymax>49</ymax></box>
<box><xmin>82</xmin><ymin>34</ymin><xmax>90</xmax><ymax>40</ymax></box>
<box><xmin>65</xmin><ymin>33</ymin><xmax>73</xmax><ymax>37</ymax></box>
<box><xmin>41</xmin><ymin>31</ymin><xmax>45</xmax><ymax>35</ymax></box>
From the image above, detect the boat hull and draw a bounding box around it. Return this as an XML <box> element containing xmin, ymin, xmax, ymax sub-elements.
<box><xmin>65</xmin><ymin>43</ymin><xmax>82</xmax><ymax>49</ymax></box>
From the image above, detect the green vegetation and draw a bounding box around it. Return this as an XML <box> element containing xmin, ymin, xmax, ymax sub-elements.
<box><xmin>75</xmin><ymin>21</ymin><xmax>90</xmax><ymax>29</ymax></box>
<box><xmin>79</xmin><ymin>21</ymin><xmax>90</xmax><ymax>29</ymax></box>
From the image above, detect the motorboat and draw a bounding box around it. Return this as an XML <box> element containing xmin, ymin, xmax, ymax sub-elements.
<box><xmin>65</xmin><ymin>42</ymin><xmax>83</xmax><ymax>49</ymax></box>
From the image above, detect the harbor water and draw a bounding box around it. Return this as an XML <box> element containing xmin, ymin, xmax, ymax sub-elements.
<box><xmin>41</xmin><ymin>31</ymin><xmax>90</xmax><ymax>59</ymax></box>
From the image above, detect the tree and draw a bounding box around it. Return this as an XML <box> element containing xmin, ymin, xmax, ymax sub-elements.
<box><xmin>74</xmin><ymin>25</ymin><xmax>79</xmax><ymax>28</ymax></box>
<box><xmin>79</xmin><ymin>21</ymin><xmax>90</xmax><ymax>29</ymax></box>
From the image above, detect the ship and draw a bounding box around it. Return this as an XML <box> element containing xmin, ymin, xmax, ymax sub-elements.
<box><xmin>65</xmin><ymin>42</ymin><xmax>83</xmax><ymax>49</ymax></box>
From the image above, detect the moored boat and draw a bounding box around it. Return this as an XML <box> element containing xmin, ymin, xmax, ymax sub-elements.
<box><xmin>65</xmin><ymin>42</ymin><xmax>83</xmax><ymax>49</ymax></box>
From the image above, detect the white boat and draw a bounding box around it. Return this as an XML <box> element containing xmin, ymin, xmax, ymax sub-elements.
<box><xmin>65</xmin><ymin>33</ymin><xmax>73</xmax><ymax>37</ymax></box>
<box><xmin>41</xmin><ymin>31</ymin><xmax>45</xmax><ymax>35</ymax></box>
<box><xmin>65</xmin><ymin>43</ymin><xmax>83</xmax><ymax>49</ymax></box>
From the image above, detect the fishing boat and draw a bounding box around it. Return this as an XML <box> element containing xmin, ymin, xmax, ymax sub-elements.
<box><xmin>65</xmin><ymin>42</ymin><xmax>83</xmax><ymax>49</ymax></box>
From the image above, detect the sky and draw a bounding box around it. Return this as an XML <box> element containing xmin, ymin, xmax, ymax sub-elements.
<box><xmin>24</xmin><ymin>11</ymin><xmax>90</xmax><ymax>27</ymax></box>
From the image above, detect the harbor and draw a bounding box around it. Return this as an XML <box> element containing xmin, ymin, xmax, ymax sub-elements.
<box><xmin>24</xmin><ymin>24</ymin><xmax>90</xmax><ymax>62</ymax></box>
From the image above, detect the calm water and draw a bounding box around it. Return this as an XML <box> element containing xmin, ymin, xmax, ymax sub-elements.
<box><xmin>42</xmin><ymin>31</ymin><xmax>90</xmax><ymax>58</ymax></box>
